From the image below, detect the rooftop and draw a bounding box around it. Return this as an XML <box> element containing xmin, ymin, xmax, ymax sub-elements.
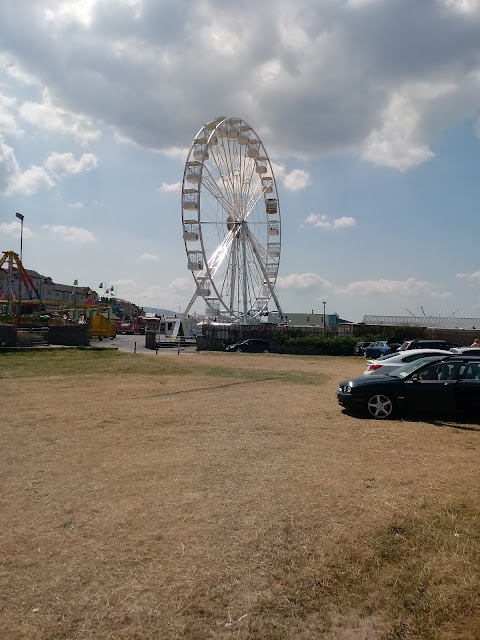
<box><xmin>363</xmin><ymin>315</ymin><xmax>480</xmax><ymax>330</ymax></box>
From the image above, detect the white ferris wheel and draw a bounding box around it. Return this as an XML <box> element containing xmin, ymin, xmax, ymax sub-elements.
<box><xmin>181</xmin><ymin>116</ymin><xmax>283</xmax><ymax>323</ymax></box>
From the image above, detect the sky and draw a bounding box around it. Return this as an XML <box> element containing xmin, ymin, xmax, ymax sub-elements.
<box><xmin>1</xmin><ymin>0</ymin><xmax>480</xmax><ymax>322</ymax></box>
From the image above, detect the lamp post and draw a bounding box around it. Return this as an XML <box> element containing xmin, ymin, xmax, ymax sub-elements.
<box><xmin>16</xmin><ymin>213</ymin><xmax>24</xmax><ymax>326</ymax></box>
<box><xmin>99</xmin><ymin>282</ymin><xmax>118</xmax><ymax>315</ymax></box>
<box><xmin>322</xmin><ymin>300</ymin><xmax>326</xmax><ymax>334</ymax></box>
<box><xmin>73</xmin><ymin>278</ymin><xmax>78</xmax><ymax>321</ymax></box>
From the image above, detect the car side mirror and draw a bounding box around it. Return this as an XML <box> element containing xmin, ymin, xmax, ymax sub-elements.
<box><xmin>411</xmin><ymin>374</ymin><xmax>420</xmax><ymax>382</ymax></box>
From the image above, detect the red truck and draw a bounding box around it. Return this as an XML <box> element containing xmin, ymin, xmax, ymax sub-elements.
<box><xmin>116</xmin><ymin>320</ymin><xmax>135</xmax><ymax>334</ymax></box>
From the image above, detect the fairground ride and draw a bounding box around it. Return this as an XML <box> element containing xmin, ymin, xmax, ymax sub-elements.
<box><xmin>0</xmin><ymin>251</ymin><xmax>43</xmax><ymax>319</ymax></box>
<box><xmin>0</xmin><ymin>250</ymin><xmax>113</xmax><ymax>321</ymax></box>
<box><xmin>180</xmin><ymin>115</ymin><xmax>283</xmax><ymax>326</ymax></box>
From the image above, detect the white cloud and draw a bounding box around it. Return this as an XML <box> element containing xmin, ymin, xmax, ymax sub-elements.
<box><xmin>0</xmin><ymin>137</ymin><xmax>98</xmax><ymax>196</ymax></box>
<box><xmin>338</xmin><ymin>277</ymin><xmax>451</xmax><ymax>298</ymax></box>
<box><xmin>0</xmin><ymin>92</ymin><xmax>22</xmax><ymax>136</ymax></box>
<box><xmin>1</xmin><ymin>135</ymin><xmax>54</xmax><ymax>195</ymax></box>
<box><xmin>139</xmin><ymin>252</ymin><xmax>159</xmax><ymax>262</ymax></box>
<box><xmin>277</xmin><ymin>273</ymin><xmax>332</xmax><ymax>290</ymax></box>
<box><xmin>167</xmin><ymin>277</ymin><xmax>194</xmax><ymax>293</ymax></box>
<box><xmin>43</xmin><ymin>0</ymin><xmax>101</xmax><ymax>28</ymax></box>
<box><xmin>271</xmin><ymin>163</ymin><xmax>311</xmax><ymax>191</ymax></box>
<box><xmin>457</xmin><ymin>272</ymin><xmax>480</xmax><ymax>304</ymax></box>
<box><xmin>111</xmin><ymin>278</ymin><xmax>137</xmax><ymax>294</ymax></box>
<box><xmin>362</xmin><ymin>93</ymin><xmax>434</xmax><ymax>170</ymax></box>
<box><xmin>0</xmin><ymin>53</ymin><xmax>39</xmax><ymax>86</ymax></box>
<box><xmin>305</xmin><ymin>214</ymin><xmax>357</xmax><ymax>230</ymax></box>
<box><xmin>283</xmin><ymin>169</ymin><xmax>311</xmax><ymax>191</ymax></box>
<box><xmin>347</xmin><ymin>0</ymin><xmax>384</xmax><ymax>6</ymax></box>
<box><xmin>159</xmin><ymin>181</ymin><xmax>181</xmax><ymax>193</ymax></box>
<box><xmin>7</xmin><ymin>166</ymin><xmax>54</xmax><ymax>197</ymax></box>
<box><xmin>160</xmin><ymin>147</ymin><xmax>190</xmax><ymax>162</ymax></box>
<box><xmin>457</xmin><ymin>271</ymin><xmax>480</xmax><ymax>285</ymax></box>
<box><xmin>139</xmin><ymin>277</ymin><xmax>194</xmax><ymax>310</ymax></box>
<box><xmin>68</xmin><ymin>201</ymin><xmax>84</xmax><ymax>208</ymax></box>
<box><xmin>44</xmin><ymin>151</ymin><xmax>98</xmax><ymax>175</ymax></box>
<box><xmin>42</xmin><ymin>0</ymin><xmax>142</xmax><ymax>29</ymax></box>
<box><xmin>19</xmin><ymin>90</ymin><xmax>101</xmax><ymax>146</ymax></box>
<box><xmin>439</xmin><ymin>0</ymin><xmax>480</xmax><ymax>14</ymax></box>
<box><xmin>43</xmin><ymin>224</ymin><xmax>97</xmax><ymax>244</ymax></box>
<box><xmin>1</xmin><ymin>1</ymin><xmax>480</xmax><ymax>165</ymax></box>
<box><xmin>0</xmin><ymin>221</ymin><xmax>34</xmax><ymax>240</ymax></box>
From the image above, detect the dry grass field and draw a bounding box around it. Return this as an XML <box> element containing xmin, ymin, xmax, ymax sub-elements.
<box><xmin>1</xmin><ymin>349</ymin><xmax>479</xmax><ymax>640</ymax></box>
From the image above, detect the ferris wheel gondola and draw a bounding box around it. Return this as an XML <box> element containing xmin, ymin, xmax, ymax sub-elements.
<box><xmin>181</xmin><ymin>116</ymin><xmax>283</xmax><ymax>323</ymax></box>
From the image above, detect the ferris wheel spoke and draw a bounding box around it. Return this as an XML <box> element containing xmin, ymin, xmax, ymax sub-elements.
<box><xmin>201</xmin><ymin>169</ymin><xmax>232</xmax><ymax>214</ymax></box>
<box><xmin>210</xmin><ymin>141</ymin><xmax>237</xmax><ymax>204</ymax></box>
<box><xmin>244</xmin><ymin>183</ymin><xmax>265</xmax><ymax>219</ymax></box>
<box><xmin>229</xmin><ymin>234</ymin><xmax>239</xmax><ymax>313</ymax></box>
<box><xmin>206</xmin><ymin>227</ymin><xmax>237</xmax><ymax>277</ymax></box>
<box><xmin>245</xmin><ymin>226</ymin><xmax>282</xmax><ymax>312</ymax></box>
<box><xmin>245</xmin><ymin>243</ymin><xmax>259</xmax><ymax>311</ymax></box>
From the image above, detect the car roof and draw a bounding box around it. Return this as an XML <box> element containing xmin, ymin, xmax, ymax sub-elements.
<box><xmin>407</xmin><ymin>339</ymin><xmax>447</xmax><ymax>344</ymax></box>
<box><xmin>399</xmin><ymin>348</ymin><xmax>451</xmax><ymax>355</ymax></box>
<box><xmin>370</xmin><ymin>349</ymin><xmax>449</xmax><ymax>362</ymax></box>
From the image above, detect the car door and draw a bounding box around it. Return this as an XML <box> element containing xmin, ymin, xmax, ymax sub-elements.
<box><xmin>403</xmin><ymin>362</ymin><xmax>459</xmax><ymax>413</ymax></box>
<box><xmin>455</xmin><ymin>363</ymin><xmax>480</xmax><ymax>413</ymax></box>
<box><xmin>251</xmin><ymin>340</ymin><xmax>263</xmax><ymax>353</ymax></box>
<box><xmin>367</xmin><ymin>341</ymin><xmax>383</xmax><ymax>358</ymax></box>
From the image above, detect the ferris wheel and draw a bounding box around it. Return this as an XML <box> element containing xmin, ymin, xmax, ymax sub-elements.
<box><xmin>181</xmin><ymin>116</ymin><xmax>283</xmax><ymax>323</ymax></box>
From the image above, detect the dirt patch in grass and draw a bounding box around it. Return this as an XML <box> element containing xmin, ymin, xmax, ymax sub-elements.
<box><xmin>1</xmin><ymin>350</ymin><xmax>479</xmax><ymax>639</ymax></box>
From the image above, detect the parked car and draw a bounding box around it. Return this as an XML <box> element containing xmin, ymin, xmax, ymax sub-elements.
<box><xmin>363</xmin><ymin>349</ymin><xmax>450</xmax><ymax>376</ymax></box>
<box><xmin>337</xmin><ymin>354</ymin><xmax>480</xmax><ymax>419</ymax></box>
<box><xmin>450</xmin><ymin>347</ymin><xmax>480</xmax><ymax>356</ymax></box>
<box><xmin>353</xmin><ymin>341</ymin><xmax>372</xmax><ymax>356</ymax></box>
<box><xmin>397</xmin><ymin>339</ymin><xmax>461</xmax><ymax>352</ymax></box>
<box><xmin>364</xmin><ymin>340</ymin><xmax>401</xmax><ymax>359</ymax></box>
<box><xmin>226</xmin><ymin>339</ymin><xmax>270</xmax><ymax>353</ymax></box>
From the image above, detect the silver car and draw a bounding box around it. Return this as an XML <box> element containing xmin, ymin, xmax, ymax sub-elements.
<box><xmin>364</xmin><ymin>348</ymin><xmax>451</xmax><ymax>376</ymax></box>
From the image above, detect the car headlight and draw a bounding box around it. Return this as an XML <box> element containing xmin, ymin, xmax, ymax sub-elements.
<box><xmin>338</xmin><ymin>384</ymin><xmax>352</xmax><ymax>394</ymax></box>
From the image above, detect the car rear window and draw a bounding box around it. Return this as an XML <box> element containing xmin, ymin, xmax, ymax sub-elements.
<box><xmin>375</xmin><ymin>353</ymin><xmax>398</xmax><ymax>361</ymax></box>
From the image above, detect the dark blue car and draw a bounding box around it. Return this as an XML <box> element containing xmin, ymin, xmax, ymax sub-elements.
<box><xmin>364</xmin><ymin>340</ymin><xmax>400</xmax><ymax>359</ymax></box>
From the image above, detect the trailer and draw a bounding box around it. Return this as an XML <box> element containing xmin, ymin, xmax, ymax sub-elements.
<box><xmin>90</xmin><ymin>312</ymin><xmax>116</xmax><ymax>340</ymax></box>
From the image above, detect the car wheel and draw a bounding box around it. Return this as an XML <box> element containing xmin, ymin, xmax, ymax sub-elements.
<box><xmin>366</xmin><ymin>394</ymin><xmax>395</xmax><ymax>419</ymax></box>
<box><xmin>235</xmin><ymin>347</ymin><xmax>243</xmax><ymax>352</ymax></box>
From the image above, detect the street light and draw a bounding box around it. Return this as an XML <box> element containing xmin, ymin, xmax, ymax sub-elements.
<box><xmin>322</xmin><ymin>300</ymin><xmax>327</xmax><ymax>334</ymax></box>
<box><xmin>16</xmin><ymin>213</ymin><xmax>24</xmax><ymax>326</ymax></box>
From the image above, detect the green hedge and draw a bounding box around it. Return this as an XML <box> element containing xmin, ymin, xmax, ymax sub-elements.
<box><xmin>211</xmin><ymin>326</ymin><xmax>431</xmax><ymax>356</ymax></box>
<box><xmin>274</xmin><ymin>334</ymin><xmax>357</xmax><ymax>355</ymax></box>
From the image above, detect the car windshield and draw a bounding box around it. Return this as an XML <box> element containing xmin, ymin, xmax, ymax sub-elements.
<box><xmin>388</xmin><ymin>356</ymin><xmax>444</xmax><ymax>379</ymax></box>
<box><xmin>398</xmin><ymin>341</ymin><xmax>409</xmax><ymax>351</ymax></box>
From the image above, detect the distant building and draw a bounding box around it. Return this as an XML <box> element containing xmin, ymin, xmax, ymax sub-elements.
<box><xmin>0</xmin><ymin>267</ymin><xmax>96</xmax><ymax>309</ymax></box>
<box><xmin>267</xmin><ymin>312</ymin><xmax>351</xmax><ymax>328</ymax></box>
<box><xmin>0</xmin><ymin>266</ymin><xmax>148</xmax><ymax>320</ymax></box>
<box><xmin>362</xmin><ymin>315</ymin><xmax>480</xmax><ymax>331</ymax></box>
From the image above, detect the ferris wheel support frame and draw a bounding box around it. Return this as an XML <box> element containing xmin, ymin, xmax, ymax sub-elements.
<box><xmin>245</xmin><ymin>226</ymin><xmax>283</xmax><ymax>317</ymax></box>
<box><xmin>180</xmin><ymin>223</ymin><xmax>283</xmax><ymax>324</ymax></box>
